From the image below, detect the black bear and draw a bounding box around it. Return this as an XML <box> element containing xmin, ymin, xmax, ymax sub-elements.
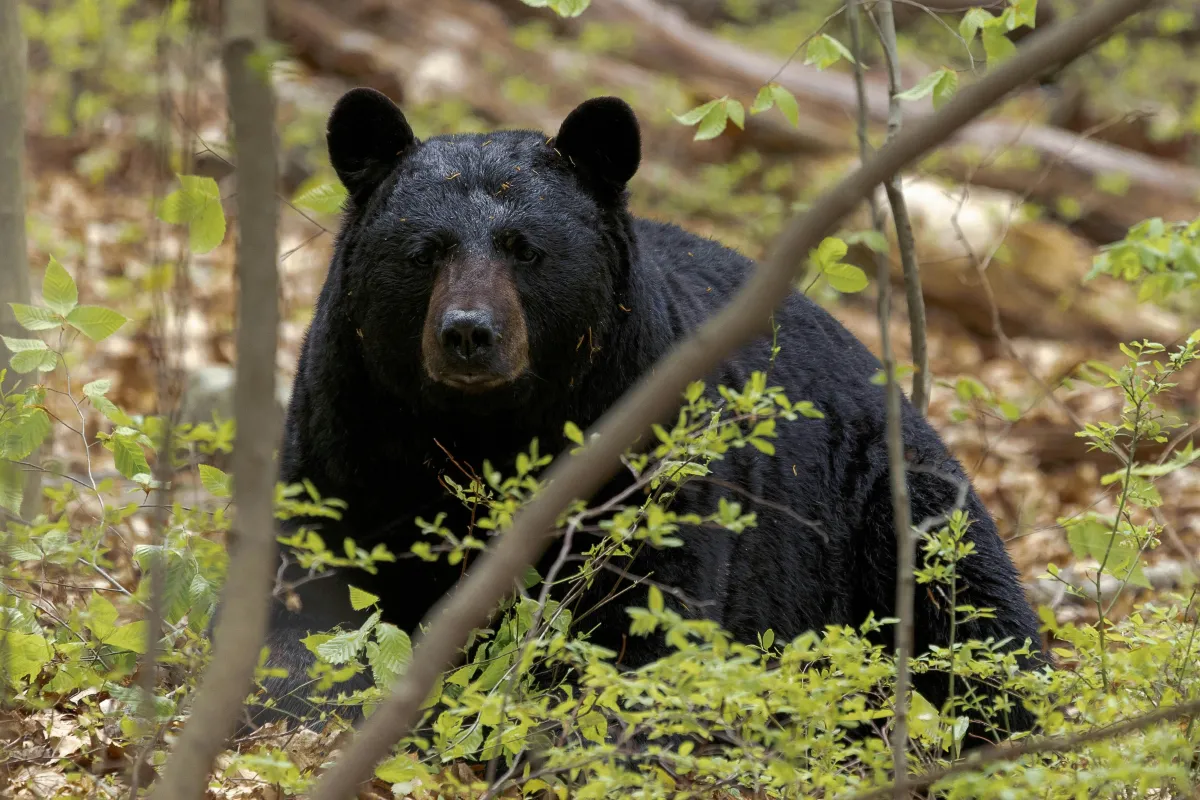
<box><xmin>246</xmin><ymin>87</ymin><xmax>1044</xmax><ymax>743</ymax></box>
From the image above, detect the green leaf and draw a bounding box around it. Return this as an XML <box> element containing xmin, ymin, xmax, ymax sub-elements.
<box><xmin>932</xmin><ymin>69</ymin><xmax>959</xmax><ymax>110</ymax></box>
<box><xmin>823</xmin><ymin>262</ymin><xmax>869</xmax><ymax>293</ymax></box>
<box><xmin>694</xmin><ymin>102</ymin><xmax>730</xmax><ymax>141</ymax></box>
<box><xmin>814</xmin><ymin>236</ymin><xmax>848</xmax><ymax>266</ymax></box>
<box><xmin>579</xmin><ymin>710</ymin><xmax>607</xmax><ymax>744</ymax></box>
<box><xmin>648</xmin><ymin>584</ymin><xmax>664</xmax><ymax>613</ymax></box>
<box><xmin>848</xmin><ymin>230</ymin><xmax>890</xmax><ymax>253</ymax></box>
<box><xmin>317</xmin><ymin>629</ymin><xmax>366</xmax><ymax>665</ymax></box>
<box><xmin>748</xmin><ymin>437</ymin><xmax>776</xmax><ymax>455</ymax></box>
<box><xmin>672</xmin><ymin>98</ymin><xmax>721</xmax><ymax>126</ymax></box>
<box><xmin>10</xmin><ymin>349</ymin><xmax>58</xmax><ymax>374</ymax></box>
<box><xmin>895</xmin><ymin>69</ymin><xmax>945</xmax><ymax>103</ymax></box>
<box><xmin>291</xmin><ymin>180</ymin><xmax>348</xmax><ymax>215</ymax></box>
<box><xmin>522</xmin><ymin>0</ymin><xmax>590</xmax><ymax>17</ymax></box>
<box><xmin>0</xmin><ymin>460</ymin><xmax>23</xmax><ymax>515</ymax></box>
<box><xmin>769</xmin><ymin>84</ymin><xmax>800</xmax><ymax>128</ymax></box>
<box><xmin>349</xmin><ymin>585</ymin><xmax>381</xmax><ymax>611</ymax></box>
<box><xmin>158</xmin><ymin>175</ymin><xmax>226</xmax><ymax>255</ymax></box>
<box><xmin>982</xmin><ymin>27</ymin><xmax>1017</xmax><ymax>63</ymax></box>
<box><xmin>805</xmin><ymin>34</ymin><xmax>856</xmax><ymax>69</ymax></box>
<box><xmin>86</xmin><ymin>593</ymin><xmax>120</xmax><ymax>641</ymax></box>
<box><xmin>998</xmin><ymin>400</ymin><xmax>1021</xmax><ymax>422</ymax></box>
<box><xmin>3</xmin><ymin>632</ymin><xmax>53</xmax><ymax>686</ymax></box>
<box><xmin>88</xmin><ymin>394</ymin><xmax>132</xmax><ymax>427</ymax></box>
<box><xmin>563</xmin><ymin>420</ymin><xmax>584</xmax><ymax>446</ymax></box>
<box><xmin>523</xmin><ymin>565</ymin><xmax>542</xmax><ymax>588</ymax></box>
<box><xmin>724</xmin><ymin>98</ymin><xmax>745</xmax><ymax>130</ymax></box>
<box><xmin>959</xmin><ymin>7</ymin><xmax>993</xmax><ymax>41</ymax></box>
<box><xmin>896</xmin><ymin>68</ymin><xmax>958</xmax><ymax>110</ymax></box>
<box><xmin>1011</xmin><ymin>0</ymin><xmax>1037</xmax><ymax>29</ymax></box>
<box><xmin>190</xmin><ymin>192</ymin><xmax>227</xmax><ymax>254</ymax></box>
<box><xmin>2</xmin><ymin>336</ymin><xmax>48</xmax><ymax>353</ymax></box>
<box><xmin>750</xmin><ymin>85</ymin><xmax>774</xmax><ymax>114</ymax></box>
<box><xmin>66</xmin><ymin>305</ymin><xmax>127</xmax><ymax>341</ymax></box>
<box><xmin>83</xmin><ymin>378</ymin><xmax>111</xmax><ymax>397</ymax></box>
<box><xmin>157</xmin><ymin>186</ymin><xmax>198</xmax><ymax>225</ymax></box>
<box><xmin>110</xmin><ymin>435</ymin><xmax>151</xmax><ymax>480</ymax></box>
<box><xmin>0</xmin><ymin>409</ymin><xmax>51</xmax><ymax>460</ymax></box>
<box><xmin>42</xmin><ymin>256</ymin><xmax>78</xmax><ymax>316</ymax></box>
<box><xmin>198</xmin><ymin>464</ymin><xmax>231</xmax><ymax>498</ymax></box>
<box><xmin>9</xmin><ymin>303</ymin><xmax>62</xmax><ymax>331</ymax></box>
<box><xmin>374</xmin><ymin>755</ymin><xmax>428</xmax><ymax>786</ymax></box>
<box><xmin>103</xmin><ymin>621</ymin><xmax>149</xmax><ymax>654</ymax></box>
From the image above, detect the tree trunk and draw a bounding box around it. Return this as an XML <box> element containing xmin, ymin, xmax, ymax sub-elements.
<box><xmin>0</xmin><ymin>0</ymin><xmax>40</xmax><ymax>521</ymax></box>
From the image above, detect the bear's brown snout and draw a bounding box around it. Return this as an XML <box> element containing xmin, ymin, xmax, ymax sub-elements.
<box><xmin>421</xmin><ymin>256</ymin><xmax>529</xmax><ymax>392</ymax></box>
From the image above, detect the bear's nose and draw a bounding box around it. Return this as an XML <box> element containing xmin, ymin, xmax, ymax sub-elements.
<box><xmin>439</xmin><ymin>308</ymin><xmax>497</xmax><ymax>363</ymax></box>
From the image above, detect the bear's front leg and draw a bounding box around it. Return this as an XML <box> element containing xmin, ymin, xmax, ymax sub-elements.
<box><xmin>236</xmin><ymin>553</ymin><xmax>375</xmax><ymax>733</ymax></box>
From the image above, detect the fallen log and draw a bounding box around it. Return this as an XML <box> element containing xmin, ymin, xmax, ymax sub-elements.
<box><xmin>872</xmin><ymin>176</ymin><xmax>1184</xmax><ymax>344</ymax></box>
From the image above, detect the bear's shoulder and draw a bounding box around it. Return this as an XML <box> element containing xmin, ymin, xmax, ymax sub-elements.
<box><xmin>628</xmin><ymin>217</ymin><xmax>883</xmax><ymax>382</ymax></box>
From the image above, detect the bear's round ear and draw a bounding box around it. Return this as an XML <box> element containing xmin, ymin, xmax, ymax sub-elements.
<box><xmin>326</xmin><ymin>88</ymin><xmax>417</xmax><ymax>202</ymax></box>
<box><xmin>553</xmin><ymin>97</ymin><xmax>640</xmax><ymax>191</ymax></box>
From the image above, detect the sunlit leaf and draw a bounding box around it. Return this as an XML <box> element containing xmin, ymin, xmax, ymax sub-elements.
<box><xmin>103</xmin><ymin>622</ymin><xmax>149</xmax><ymax>654</ymax></box>
<box><xmin>41</xmin><ymin>256</ymin><xmax>78</xmax><ymax>316</ymax></box>
<box><xmin>982</xmin><ymin>27</ymin><xmax>1017</xmax><ymax>63</ymax></box>
<box><xmin>672</xmin><ymin>98</ymin><xmax>721</xmax><ymax>126</ymax></box>
<box><xmin>199</xmin><ymin>464</ymin><xmax>232</xmax><ymax>498</ymax></box>
<box><xmin>9</xmin><ymin>303</ymin><xmax>62</xmax><ymax>331</ymax></box>
<box><xmin>349</xmin><ymin>585</ymin><xmax>381</xmax><ymax>611</ymax></box>
<box><xmin>110</xmin><ymin>435</ymin><xmax>151</xmax><ymax>480</ymax></box>
<box><xmin>823</xmin><ymin>262</ymin><xmax>869</xmax><ymax>293</ymax></box>
<box><xmin>292</xmin><ymin>180</ymin><xmax>348</xmax><ymax>216</ymax></box>
<box><xmin>65</xmin><ymin>305</ymin><xmax>128</xmax><ymax>341</ymax></box>
<box><xmin>10</xmin><ymin>348</ymin><xmax>58</xmax><ymax>374</ymax></box>
<box><xmin>805</xmin><ymin>34</ymin><xmax>856</xmax><ymax>69</ymax></box>
<box><xmin>694</xmin><ymin>102</ymin><xmax>730</xmax><ymax>141</ymax></box>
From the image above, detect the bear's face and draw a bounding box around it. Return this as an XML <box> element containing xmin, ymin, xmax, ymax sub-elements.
<box><xmin>325</xmin><ymin>89</ymin><xmax>641</xmax><ymax>409</ymax></box>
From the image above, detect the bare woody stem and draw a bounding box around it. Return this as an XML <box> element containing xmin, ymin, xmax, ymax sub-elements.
<box><xmin>873</xmin><ymin>0</ymin><xmax>930</xmax><ymax>416</ymax></box>
<box><xmin>849</xmin><ymin>697</ymin><xmax>1200</xmax><ymax>800</ymax></box>
<box><xmin>301</xmin><ymin>2</ymin><xmax>1153</xmax><ymax>797</ymax></box>
<box><xmin>845</xmin><ymin>0</ymin><xmax>917</xmax><ymax>793</ymax></box>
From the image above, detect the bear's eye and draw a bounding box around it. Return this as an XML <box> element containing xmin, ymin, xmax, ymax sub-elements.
<box><xmin>411</xmin><ymin>249</ymin><xmax>436</xmax><ymax>268</ymax></box>
<box><xmin>512</xmin><ymin>241</ymin><xmax>540</xmax><ymax>265</ymax></box>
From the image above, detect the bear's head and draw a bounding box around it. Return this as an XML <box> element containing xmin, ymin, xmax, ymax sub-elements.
<box><xmin>324</xmin><ymin>88</ymin><xmax>641</xmax><ymax>413</ymax></box>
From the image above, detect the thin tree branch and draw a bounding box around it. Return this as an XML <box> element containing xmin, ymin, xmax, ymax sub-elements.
<box><xmin>871</xmin><ymin>1</ymin><xmax>929</xmax><ymax>416</ymax></box>
<box><xmin>147</xmin><ymin>0</ymin><xmax>279</xmax><ymax>797</ymax></box>
<box><xmin>849</xmin><ymin>697</ymin><xmax>1200</xmax><ymax>800</ymax></box>
<box><xmin>304</xmin><ymin>2</ymin><xmax>1154</xmax><ymax>797</ymax></box>
<box><xmin>846</xmin><ymin>2</ymin><xmax>915</xmax><ymax>794</ymax></box>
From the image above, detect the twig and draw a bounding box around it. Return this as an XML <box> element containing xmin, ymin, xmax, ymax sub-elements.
<box><xmin>847</xmin><ymin>697</ymin><xmax>1200</xmax><ymax>800</ymax></box>
<box><xmin>846</xmin><ymin>1</ymin><xmax>914</xmax><ymax>794</ymax></box>
<box><xmin>870</xmin><ymin>1</ymin><xmax>929</xmax><ymax>416</ymax></box>
<box><xmin>303</xmin><ymin>3</ymin><xmax>1153</xmax><ymax>799</ymax></box>
<box><xmin>129</xmin><ymin>10</ymin><xmax>197</xmax><ymax>792</ymax></box>
<box><xmin>484</xmin><ymin>517</ymin><xmax>581</xmax><ymax>788</ymax></box>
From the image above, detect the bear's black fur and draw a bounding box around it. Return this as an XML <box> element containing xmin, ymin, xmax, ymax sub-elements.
<box><xmin>246</xmin><ymin>88</ymin><xmax>1044</xmax><ymax>743</ymax></box>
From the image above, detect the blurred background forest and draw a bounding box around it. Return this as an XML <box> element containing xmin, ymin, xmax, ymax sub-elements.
<box><xmin>5</xmin><ymin>0</ymin><xmax>1200</xmax><ymax>796</ymax></box>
